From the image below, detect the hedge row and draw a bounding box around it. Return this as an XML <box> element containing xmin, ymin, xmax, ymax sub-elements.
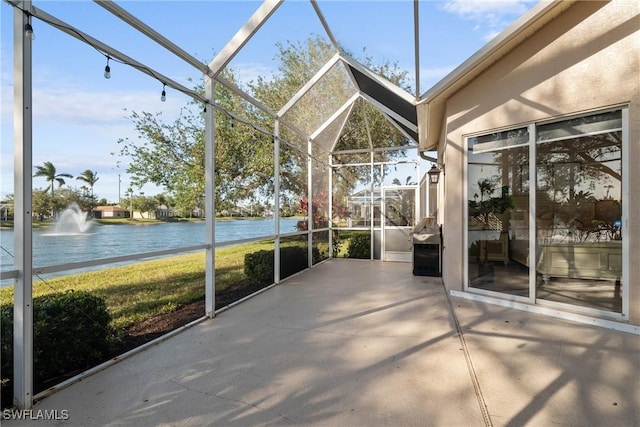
<box><xmin>346</xmin><ymin>233</ymin><xmax>371</xmax><ymax>259</ymax></box>
<box><xmin>244</xmin><ymin>246</ymin><xmax>322</xmax><ymax>286</ymax></box>
<box><xmin>1</xmin><ymin>291</ymin><xmax>117</xmax><ymax>409</ymax></box>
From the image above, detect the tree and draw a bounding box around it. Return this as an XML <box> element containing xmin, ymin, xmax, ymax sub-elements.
<box><xmin>117</xmin><ymin>37</ymin><xmax>413</xmax><ymax>215</ymax></box>
<box><xmin>33</xmin><ymin>161</ymin><xmax>73</xmax><ymax>199</ymax></box>
<box><xmin>468</xmin><ymin>178</ymin><xmax>514</xmax><ymax>228</ymax></box>
<box><xmin>250</xmin><ymin>37</ymin><xmax>414</xmax><ymax>221</ymax></box>
<box><xmin>31</xmin><ymin>189</ymin><xmax>52</xmax><ymax>220</ymax></box>
<box><xmin>56</xmin><ymin>187</ymin><xmax>94</xmax><ymax>213</ymax></box>
<box><xmin>155</xmin><ymin>193</ymin><xmax>175</xmax><ymax>209</ymax></box>
<box><xmin>76</xmin><ymin>170</ymin><xmax>99</xmax><ymax>209</ymax></box>
<box><xmin>31</xmin><ymin>186</ymin><xmax>92</xmax><ymax>219</ymax></box>
<box><xmin>0</xmin><ymin>194</ymin><xmax>14</xmax><ymax>221</ymax></box>
<box><xmin>122</xmin><ymin>187</ymin><xmax>135</xmax><ymax>217</ymax></box>
<box><xmin>117</xmin><ymin>75</ymin><xmax>275</xmax><ymax>215</ymax></box>
<box><xmin>132</xmin><ymin>194</ymin><xmax>157</xmax><ymax>219</ymax></box>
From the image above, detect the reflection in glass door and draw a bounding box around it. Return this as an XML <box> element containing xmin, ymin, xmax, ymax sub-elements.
<box><xmin>465</xmin><ymin>109</ymin><xmax>625</xmax><ymax>315</ymax></box>
<box><xmin>535</xmin><ymin>110</ymin><xmax>623</xmax><ymax>313</ymax></box>
<box><xmin>467</xmin><ymin>128</ymin><xmax>530</xmax><ymax>298</ymax></box>
<box><xmin>383</xmin><ymin>187</ymin><xmax>416</xmax><ymax>262</ymax></box>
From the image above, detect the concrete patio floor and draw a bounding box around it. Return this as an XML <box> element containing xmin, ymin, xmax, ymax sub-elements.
<box><xmin>6</xmin><ymin>259</ymin><xmax>639</xmax><ymax>426</ymax></box>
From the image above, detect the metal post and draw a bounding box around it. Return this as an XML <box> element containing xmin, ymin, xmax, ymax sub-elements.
<box><xmin>274</xmin><ymin>120</ymin><xmax>280</xmax><ymax>284</ymax></box>
<box><xmin>370</xmin><ymin>151</ymin><xmax>375</xmax><ymax>259</ymax></box>
<box><xmin>528</xmin><ymin>123</ymin><xmax>536</xmax><ymax>303</ymax></box>
<box><xmin>328</xmin><ymin>156</ymin><xmax>333</xmax><ymax>258</ymax></box>
<box><xmin>307</xmin><ymin>138</ymin><xmax>313</xmax><ymax>267</ymax></box>
<box><xmin>204</xmin><ymin>78</ymin><xmax>215</xmax><ymax>317</ymax></box>
<box><xmin>13</xmin><ymin>0</ymin><xmax>34</xmax><ymax>409</ymax></box>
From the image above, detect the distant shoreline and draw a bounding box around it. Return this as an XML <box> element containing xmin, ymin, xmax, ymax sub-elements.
<box><xmin>0</xmin><ymin>215</ymin><xmax>306</xmax><ymax>229</ymax></box>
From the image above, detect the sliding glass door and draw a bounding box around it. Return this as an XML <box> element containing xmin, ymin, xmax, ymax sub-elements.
<box><xmin>467</xmin><ymin>108</ymin><xmax>625</xmax><ymax>315</ymax></box>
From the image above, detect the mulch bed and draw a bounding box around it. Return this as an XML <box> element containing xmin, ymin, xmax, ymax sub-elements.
<box><xmin>110</xmin><ymin>280</ymin><xmax>270</xmax><ymax>356</ymax></box>
<box><xmin>0</xmin><ymin>281</ymin><xmax>275</xmax><ymax>408</ymax></box>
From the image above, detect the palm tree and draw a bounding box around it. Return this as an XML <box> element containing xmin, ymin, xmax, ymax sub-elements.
<box><xmin>33</xmin><ymin>161</ymin><xmax>73</xmax><ymax>198</ymax></box>
<box><xmin>76</xmin><ymin>169</ymin><xmax>99</xmax><ymax>208</ymax></box>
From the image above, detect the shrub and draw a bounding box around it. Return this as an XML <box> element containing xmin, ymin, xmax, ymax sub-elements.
<box><xmin>310</xmin><ymin>246</ymin><xmax>323</xmax><ymax>265</ymax></box>
<box><xmin>347</xmin><ymin>233</ymin><xmax>371</xmax><ymax>259</ymax></box>
<box><xmin>244</xmin><ymin>250</ymin><xmax>275</xmax><ymax>286</ymax></box>
<box><xmin>1</xmin><ymin>304</ymin><xmax>13</xmax><ymax>408</ymax></box>
<box><xmin>1</xmin><ymin>291</ymin><xmax>116</xmax><ymax>409</ymax></box>
<box><xmin>244</xmin><ymin>246</ymin><xmax>320</xmax><ymax>285</ymax></box>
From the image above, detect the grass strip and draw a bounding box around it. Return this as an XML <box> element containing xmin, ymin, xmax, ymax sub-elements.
<box><xmin>0</xmin><ymin>240</ymin><xmax>274</xmax><ymax>330</ymax></box>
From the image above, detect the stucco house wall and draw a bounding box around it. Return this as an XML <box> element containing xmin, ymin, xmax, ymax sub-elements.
<box><xmin>93</xmin><ymin>206</ymin><xmax>129</xmax><ymax>219</ymax></box>
<box><xmin>439</xmin><ymin>1</ymin><xmax>639</xmax><ymax>324</ymax></box>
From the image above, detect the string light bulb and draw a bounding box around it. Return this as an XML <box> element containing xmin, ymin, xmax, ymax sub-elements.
<box><xmin>161</xmin><ymin>84</ymin><xmax>166</xmax><ymax>102</ymax></box>
<box><xmin>104</xmin><ymin>56</ymin><xmax>111</xmax><ymax>79</ymax></box>
<box><xmin>24</xmin><ymin>15</ymin><xmax>35</xmax><ymax>40</ymax></box>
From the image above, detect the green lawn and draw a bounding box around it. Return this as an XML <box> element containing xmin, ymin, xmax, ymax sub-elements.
<box><xmin>0</xmin><ymin>240</ymin><xmax>274</xmax><ymax>329</ymax></box>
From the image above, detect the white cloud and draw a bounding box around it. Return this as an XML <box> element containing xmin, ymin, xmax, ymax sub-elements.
<box><xmin>1</xmin><ymin>81</ymin><xmax>191</xmax><ymax>130</ymax></box>
<box><xmin>421</xmin><ymin>65</ymin><xmax>456</xmax><ymax>80</ymax></box>
<box><xmin>443</xmin><ymin>0</ymin><xmax>531</xmax><ymax>18</ymax></box>
<box><xmin>229</xmin><ymin>62</ymin><xmax>275</xmax><ymax>86</ymax></box>
<box><xmin>31</xmin><ymin>87</ymin><xmax>186</xmax><ymax>125</ymax></box>
<box><xmin>1</xmin><ymin>80</ymin><xmax>196</xmax><ymax>202</ymax></box>
<box><xmin>418</xmin><ymin>65</ymin><xmax>457</xmax><ymax>92</ymax></box>
<box><xmin>442</xmin><ymin>0</ymin><xmax>535</xmax><ymax>40</ymax></box>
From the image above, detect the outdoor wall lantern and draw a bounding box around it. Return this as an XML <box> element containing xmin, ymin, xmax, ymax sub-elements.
<box><xmin>427</xmin><ymin>164</ymin><xmax>442</xmax><ymax>184</ymax></box>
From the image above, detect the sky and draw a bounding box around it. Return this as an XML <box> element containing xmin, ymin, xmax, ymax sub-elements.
<box><xmin>1</xmin><ymin>0</ymin><xmax>538</xmax><ymax>204</ymax></box>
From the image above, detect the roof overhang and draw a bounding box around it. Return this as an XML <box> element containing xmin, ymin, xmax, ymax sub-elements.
<box><xmin>417</xmin><ymin>0</ymin><xmax>577</xmax><ymax>152</ymax></box>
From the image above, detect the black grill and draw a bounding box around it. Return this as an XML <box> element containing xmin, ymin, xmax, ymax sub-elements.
<box><xmin>412</xmin><ymin>219</ymin><xmax>442</xmax><ymax>277</ymax></box>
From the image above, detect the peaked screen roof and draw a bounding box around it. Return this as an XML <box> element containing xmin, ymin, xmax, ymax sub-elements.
<box><xmin>208</xmin><ymin>0</ymin><xmax>419</xmax><ymax>150</ymax></box>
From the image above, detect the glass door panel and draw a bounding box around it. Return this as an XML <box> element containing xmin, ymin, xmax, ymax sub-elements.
<box><xmin>467</xmin><ymin>129</ymin><xmax>530</xmax><ymax>297</ymax></box>
<box><xmin>535</xmin><ymin>116</ymin><xmax>623</xmax><ymax>313</ymax></box>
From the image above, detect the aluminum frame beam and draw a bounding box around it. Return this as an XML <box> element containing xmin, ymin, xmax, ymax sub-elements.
<box><xmin>204</xmin><ymin>77</ymin><xmax>216</xmax><ymax>318</ymax></box>
<box><xmin>12</xmin><ymin>0</ymin><xmax>34</xmax><ymax>410</ymax></box>
<box><xmin>11</xmin><ymin>1</ymin><xmax>208</xmax><ymax>105</ymax></box>
<box><xmin>209</xmin><ymin>0</ymin><xmax>283</xmax><ymax>78</ymax></box>
<box><xmin>277</xmin><ymin>53</ymin><xmax>342</xmax><ymax>117</ymax></box>
<box><xmin>309</xmin><ymin>92</ymin><xmax>358</xmax><ymax>141</ymax></box>
<box><xmin>358</xmin><ymin>91</ymin><xmax>418</xmax><ymax>133</ymax></box>
<box><xmin>93</xmin><ymin>0</ymin><xmax>212</xmax><ymax>77</ymax></box>
<box><xmin>340</xmin><ymin>53</ymin><xmax>417</xmax><ymax>106</ymax></box>
<box><xmin>273</xmin><ymin>120</ymin><xmax>281</xmax><ymax>285</ymax></box>
<box><xmin>310</xmin><ymin>0</ymin><xmax>341</xmax><ymax>53</ymax></box>
<box><xmin>96</xmin><ymin>0</ymin><xmax>309</xmax><ymax>140</ymax></box>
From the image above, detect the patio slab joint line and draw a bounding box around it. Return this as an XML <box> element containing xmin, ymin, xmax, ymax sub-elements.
<box><xmin>443</xmin><ymin>280</ymin><xmax>493</xmax><ymax>427</ymax></box>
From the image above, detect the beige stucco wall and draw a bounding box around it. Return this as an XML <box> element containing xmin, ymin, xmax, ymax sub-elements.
<box><xmin>440</xmin><ymin>0</ymin><xmax>640</xmax><ymax>324</ymax></box>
